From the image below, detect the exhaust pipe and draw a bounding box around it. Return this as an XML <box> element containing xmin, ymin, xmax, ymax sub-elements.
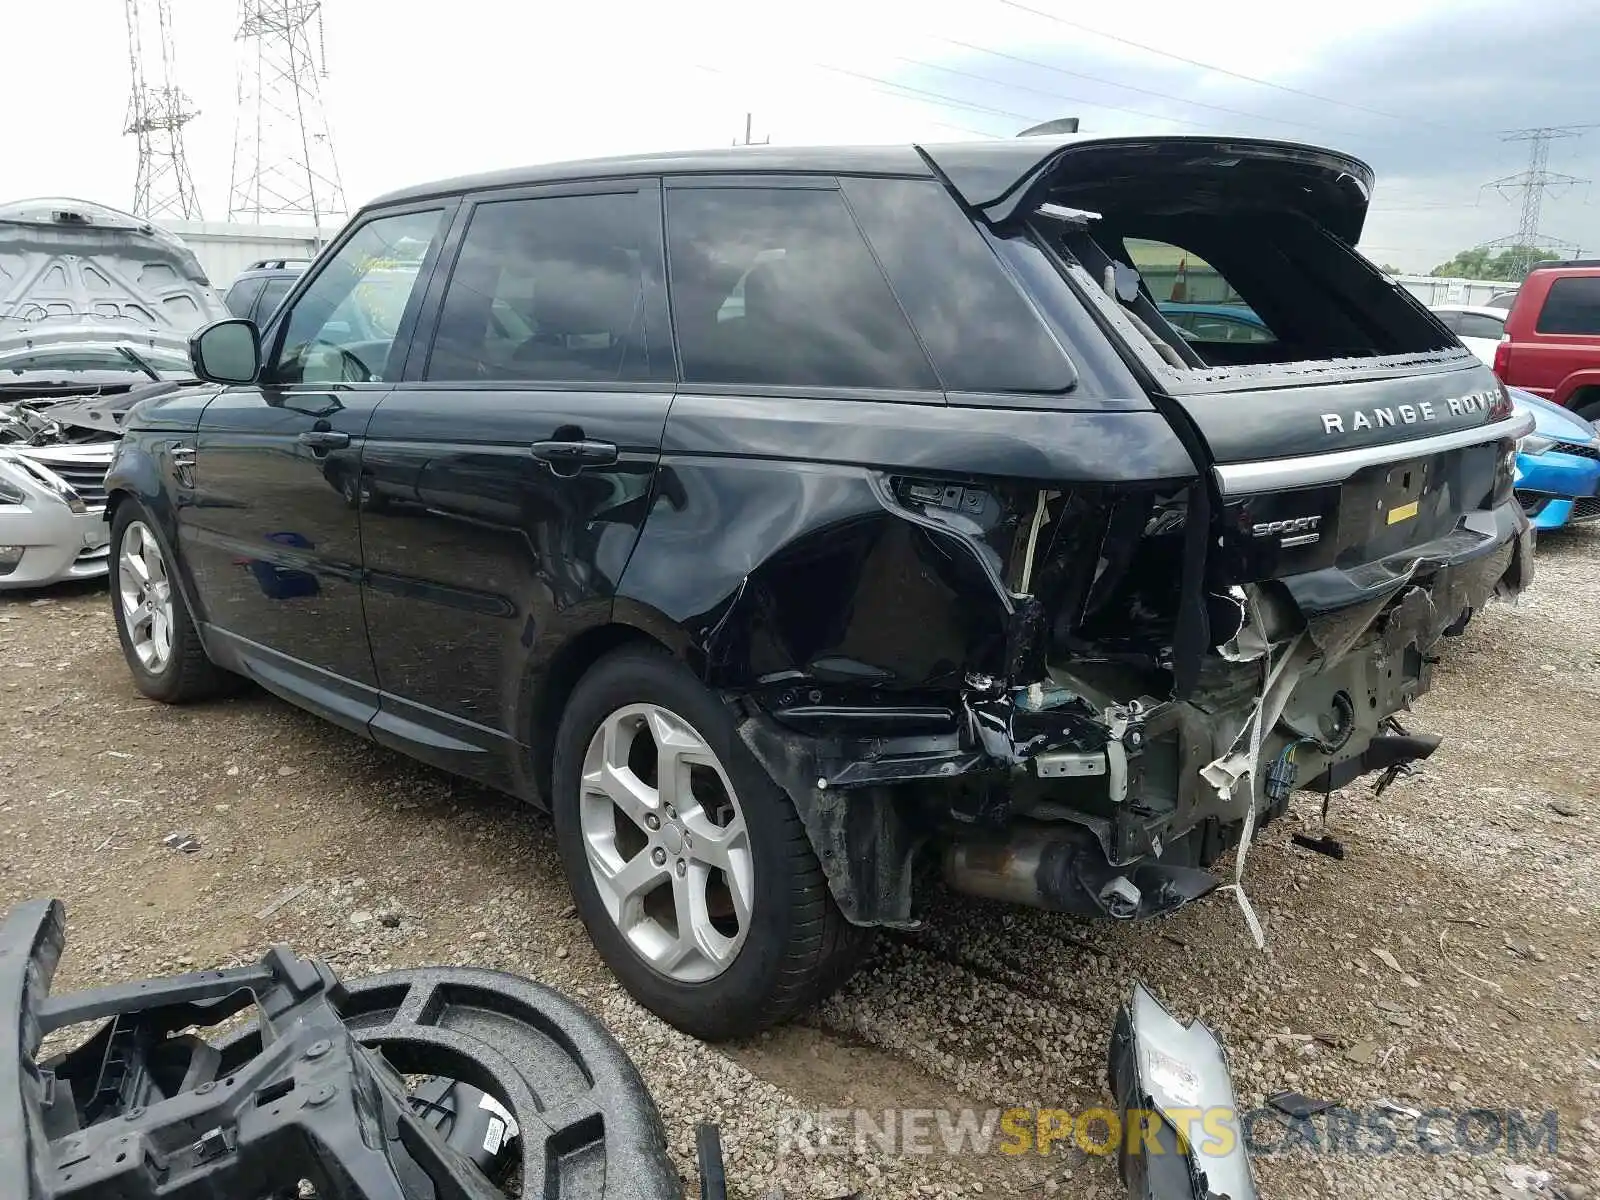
<box><xmin>943</xmin><ymin>821</ymin><xmax>1218</xmax><ymax>921</ymax></box>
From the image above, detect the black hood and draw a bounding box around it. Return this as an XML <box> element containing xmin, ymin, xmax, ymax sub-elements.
<box><xmin>918</xmin><ymin>136</ymin><xmax>1375</xmax><ymax>243</ymax></box>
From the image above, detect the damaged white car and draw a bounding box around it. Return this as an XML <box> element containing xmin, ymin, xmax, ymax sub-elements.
<box><xmin>0</xmin><ymin>198</ymin><xmax>223</xmax><ymax>589</ymax></box>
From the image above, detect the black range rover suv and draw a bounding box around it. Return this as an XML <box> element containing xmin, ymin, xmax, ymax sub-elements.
<box><xmin>104</xmin><ymin>137</ymin><xmax>1533</xmax><ymax>1040</ymax></box>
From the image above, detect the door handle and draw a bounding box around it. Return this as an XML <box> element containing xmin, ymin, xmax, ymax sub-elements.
<box><xmin>529</xmin><ymin>439</ymin><xmax>618</xmax><ymax>475</ymax></box>
<box><xmin>298</xmin><ymin>430</ymin><xmax>351</xmax><ymax>450</ymax></box>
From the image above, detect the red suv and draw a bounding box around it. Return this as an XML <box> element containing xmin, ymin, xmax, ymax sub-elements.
<box><xmin>1494</xmin><ymin>261</ymin><xmax>1600</xmax><ymax>421</ymax></box>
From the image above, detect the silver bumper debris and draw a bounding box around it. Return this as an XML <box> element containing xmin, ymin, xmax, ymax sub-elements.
<box><xmin>1109</xmin><ymin>982</ymin><xmax>1257</xmax><ymax>1200</ymax></box>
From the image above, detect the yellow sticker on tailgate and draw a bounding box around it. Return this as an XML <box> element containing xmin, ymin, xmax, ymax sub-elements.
<box><xmin>1387</xmin><ymin>500</ymin><xmax>1420</xmax><ymax>525</ymax></box>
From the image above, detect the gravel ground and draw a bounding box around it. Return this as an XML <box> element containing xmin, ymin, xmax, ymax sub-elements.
<box><xmin>3</xmin><ymin>530</ymin><xmax>1598</xmax><ymax>1199</ymax></box>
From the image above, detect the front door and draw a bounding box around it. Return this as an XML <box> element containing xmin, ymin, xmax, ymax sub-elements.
<box><xmin>182</xmin><ymin>205</ymin><xmax>452</xmax><ymax>733</ymax></box>
<box><xmin>356</xmin><ymin>183</ymin><xmax>674</xmax><ymax>789</ymax></box>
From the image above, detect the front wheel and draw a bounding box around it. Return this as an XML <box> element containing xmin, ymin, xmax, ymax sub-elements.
<box><xmin>109</xmin><ymin>501</ymin><xmax>231</xmax><ymax>703</ymax></box>
<box><xmin>551</xmin><ymin>645</ymin><xmax>871</xmax><ymax>1041</ymax></box>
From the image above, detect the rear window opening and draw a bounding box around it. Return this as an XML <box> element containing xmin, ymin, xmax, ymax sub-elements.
<box><xmin>1039</xmin><ymin>214</ymin><xmax>1456</xmax><ymax>373</ymax></box>
<box><xmin>1019</xmin><ymin>145</ymin><xmax>1459</xmax><ymax>377</ymax></box>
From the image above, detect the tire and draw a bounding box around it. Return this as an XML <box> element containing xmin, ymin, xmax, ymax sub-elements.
<box><xmin>1572</xmin><ymin>395</ymin><xmax>1600</xmax><ymax>426</ymax></box>
<box><xmin>109</xmin><ymin>501</ymin><xmax>231</xmax><ymax>703</ymax></box>
<box><xmin>551</xmin><ymin>645</ymin><xmax>871</xmax><ymax>1041</ymax></box>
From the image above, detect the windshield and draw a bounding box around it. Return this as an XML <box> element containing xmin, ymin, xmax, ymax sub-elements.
<box><xmin>0</xmin><ymin>343</ymin><xmax>193</xmax><ymax>390</ymax></box>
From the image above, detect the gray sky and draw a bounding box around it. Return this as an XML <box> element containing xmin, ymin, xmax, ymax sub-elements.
<box><xmin>11</xmin><ymin>0</ymin><xmax>1599</xmax><ymax>274</ymax></box>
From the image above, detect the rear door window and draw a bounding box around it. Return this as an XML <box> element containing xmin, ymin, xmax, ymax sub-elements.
<box><xmin>255</xmin><ymin>275</ymin><xmax>296</xmax><ymax>326</ymax></box>
<box><xmin>224</xmin><ymin>276</ymin><xmax>264</xmax><ymax>318</ymax></box>
<box><xmin>1456</xmin><ymin>311</ymin><xmax>1506</xmax><ymax>340</ymax></box>
<box><xmin>425</xmin><ymin>189</ymin><xmax>663</xmax><ymax>384</ymax></box>
<box><xmin>1535</xmin><ymin>277</ymin><xmax>1600</xmax><ymax>334</ymax></box>
<box><xmin>839</xmin><ymin>176</ymin><xmax>1075</xmax><ymax>394</ymax></box>
<box><xmin>665</xmin><ymin>186</ymin><xmax>938</xmax><ymax>391</ymax></box>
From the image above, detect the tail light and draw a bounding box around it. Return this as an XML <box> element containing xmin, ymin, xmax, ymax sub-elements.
<box><xmin>1493</xmin><ymin>336</ymin><xmax>1511</xmax><ymax>380</ymax></box>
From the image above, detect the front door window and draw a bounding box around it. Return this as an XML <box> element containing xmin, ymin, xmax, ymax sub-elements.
<box><xmin>273</xmin><ymin>209</ymin><xmax>444</xmax><ymax>385</ymax></box>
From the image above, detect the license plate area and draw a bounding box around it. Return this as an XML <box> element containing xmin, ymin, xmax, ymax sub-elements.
<box><xmin>1378</xmin><ymin>457</ymin><xmax>1430</xmax><ymax>528</ymax></box>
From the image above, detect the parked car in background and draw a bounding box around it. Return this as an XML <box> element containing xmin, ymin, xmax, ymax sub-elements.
<box><xmin>104</xmin><ymin>136</ymin><xmax>1531</xmax><ymax>1040</ymax></box>
<box><xmin>0</xmin><ymin>197</ymin><xmax>222</xmax><ymax>588</ymax></box>
<box><xmin>222</xmin><ymin>258</ymin><xmax>310</xmax><ymax>326</ymax></box>
<box><xmin>1424</xmin><ymin>310</ymin><xmax>1596</xmax><ymax>528</ymax></box>
<box><xmin>1155</xmin><ymin>301</ymin><xmax>1275</xmax><ymax>344</ymax></box>
<box><xmin>1429</xmin><ymin>304</ymin><xmax>1507</xmax><ymax>367</ymax></box>
<box><xmin>1493</xmin><ymin>260</ymin><xmax>1600</xmax><ymax>423</ymax></box>
<box><xmin>1485</xmin><ymin>290</ymin><xmax>1518</xmax><ymax>312</ymax></box>
<box><xmin>1509</xmin><ymin>386</ymin><xmax>1600</xmax><ymax>530</ymax></box>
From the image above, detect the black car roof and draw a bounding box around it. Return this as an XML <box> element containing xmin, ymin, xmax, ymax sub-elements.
<box><xmin>363</xmin><ymin>136</ymin><xmax>1369</xmax><ymax>233</ymax></box>
<box><xmin>368</xmin><ymin>142</ymin><xmax>943</xmax><ymax>208</ymax></box>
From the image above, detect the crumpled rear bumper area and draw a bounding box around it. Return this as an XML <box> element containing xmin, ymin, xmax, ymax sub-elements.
<box><xmin>738</xmin><ymin>500</ymin><xmax>1531</xmax><ymax>929</ymax></box>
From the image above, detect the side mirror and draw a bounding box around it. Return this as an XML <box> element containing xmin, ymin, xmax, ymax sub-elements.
<box><xmin>190</xmin><ymin>319</ymin><xmax>261</xmax><ymax>385</ymax></box>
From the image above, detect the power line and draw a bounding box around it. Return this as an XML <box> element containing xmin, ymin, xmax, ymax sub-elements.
<box><xmin>934</xmin><ymin>37</ymin><xmax>1354</xmax><ymax>139</ymax></box>
<box><xmin>815</xmin><ymin>63</ymin><xmax>1050</xmax><ymax>125</ymax></box>
<box><xmin>892</xmin><ymin>53</ymin><xmax>1214</xmax><ymax>131</ymax></box>
<box><xmin>1478</xmin><ymin>126</ymin><xmax>1591</xmax><ymax>274</ymax></box>
<box><xmin>695</xmin><ymin>63</ymin><xmax>1007</xmax><ymax>140</ymax></box>
<box><xmin>996</xmin><ymin>0</ymin><xmax>1472</xmax><ymax>134</ymax></box>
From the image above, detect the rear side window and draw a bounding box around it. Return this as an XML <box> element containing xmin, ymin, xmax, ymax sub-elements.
<box><xmin>224</xmin><ymin>276</ymin><xmax>264</xmax><ymax>318</ymax></box>
<box><xmin>665</xmin><ymin>186</ymin><xmax>938</xmax><ymax>391</ymax></box>
<box><xmin>427</xmin><ymin>191</ymin><xmax>657</xmax><ymax>383</ymax></box>
<box><xmin>1535</xmin><ymin>277</ymin><xmax>1600</xmax><ymax>335</ymax></box>
<box><xmin>1456</xmin><ymin>311</ymin><xmax>1505</xmax><ymax>340</ymax></box>
<box><xmin>840</xmin><ymin>176</ymin><xmax>1074</xmax><ymax>393</ymax></box>
<box><xmin>255</xmin><ymin>275</ymin><xmax>296</xmax><ymax>325</ymax></box>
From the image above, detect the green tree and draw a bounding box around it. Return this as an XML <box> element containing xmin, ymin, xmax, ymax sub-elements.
<box><xmin>1430</xmin><ymin>245</ymin><xmax>1559</xmax><ymax>282</ymax></box>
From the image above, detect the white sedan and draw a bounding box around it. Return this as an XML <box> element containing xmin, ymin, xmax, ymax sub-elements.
<box><xmin>1429</xmin><ymin>304</ymin><xmax>1508</xmax><ymax>368</ymax></box>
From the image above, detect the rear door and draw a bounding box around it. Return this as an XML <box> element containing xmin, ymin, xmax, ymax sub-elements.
<box><xmin>613</xmin><ymin>174</ymin><xmax>1177</xmax><ymax>699</ymax></box>
<box><xmin>1512</xmin><ymin>273</ymin><xmax>1600</xmax><ymax>403</ymax></box>
<box><xmin>181</xmin><ymin>205</ymin><xmax>451</xmax><ymax>733</ymax></box>
<box><xmin>358</xmin><ymin>181</ymin><xmax>673</xmax><ymax>788</ymax></box>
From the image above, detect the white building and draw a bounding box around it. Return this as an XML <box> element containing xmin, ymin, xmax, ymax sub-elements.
<box><xmin>161</xmin><ymin>218</ymin><xmax>343</xmax><ymax>288</ymax></box>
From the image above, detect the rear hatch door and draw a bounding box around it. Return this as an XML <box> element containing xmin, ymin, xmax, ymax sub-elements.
<box><xmin>931</xmin><ymin>136</ymin><xmax>1532</xmax><ymax>615</ymax></box>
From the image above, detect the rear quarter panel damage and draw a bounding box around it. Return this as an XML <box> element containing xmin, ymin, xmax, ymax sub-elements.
<box><xmin>613</xmin><ymin>394</ymin><xmax>1198</xmax><ymax>922</ymax></box>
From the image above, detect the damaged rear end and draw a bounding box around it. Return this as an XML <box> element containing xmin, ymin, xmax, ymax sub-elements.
<box><xmin>652</xmin><ymin>137</ymin><xmax>1533</xmax><ymax>931</ymax></box>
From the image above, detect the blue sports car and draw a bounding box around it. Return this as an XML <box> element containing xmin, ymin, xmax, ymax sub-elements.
<box><xmin>1510</xmin><ymin>388</ymin><xmax>1600</xmax><ymax>532</ymax></box>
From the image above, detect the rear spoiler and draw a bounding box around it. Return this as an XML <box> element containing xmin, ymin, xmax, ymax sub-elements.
<box><xmin>917</xmin><ymin>136</ymin><xmax>1375</xmax><ymax>241</ymax></box>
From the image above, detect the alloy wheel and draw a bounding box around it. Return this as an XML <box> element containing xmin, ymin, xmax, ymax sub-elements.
<box><xmin>578</xmin><ymin>703</ymin><xmax>753</xmax><ymax>983</ymax></box>
<box><xmin>117</xmin><ymin>520</ymin><xmax>175</xmax><ymax>674</ymax></box>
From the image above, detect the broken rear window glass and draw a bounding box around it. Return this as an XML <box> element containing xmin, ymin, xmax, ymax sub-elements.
<box><xmin>1037</xmin><ymin>213</ymin><xmax>1454</xmax><ymax>372</ymax></box>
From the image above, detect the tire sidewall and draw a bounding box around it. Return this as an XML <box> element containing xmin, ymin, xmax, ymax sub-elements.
<box><xmin>109</xmin><ymin>502</ymin><xmax>192</xmax><ymax>702</ymax></box>
<box><xmin>551</xmin><ymin>649</ymin><xmax>803</xmax><ymax>1038</ymax></box>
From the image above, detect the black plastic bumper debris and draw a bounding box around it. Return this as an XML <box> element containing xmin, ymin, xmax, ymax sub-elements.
<box><xmin>1108</xmin><ymin>982</ymin><xmax>1258</xmax><ymax>1200</ymax></box>
<box><xmin>0</xmin><ymin>897</ymin><xmax>682</xmax><ymax>1200</ymax></box>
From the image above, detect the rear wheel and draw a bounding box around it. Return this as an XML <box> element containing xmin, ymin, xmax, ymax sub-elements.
<box><xmin>551</xmin><ymin>645</ymin><xmax>871</xmax><ymax>1040</ymax></box>
<box><xmin>110</xmin><ymin>501</ymin><xmax>230</xmax><ymax>703</ymax></box>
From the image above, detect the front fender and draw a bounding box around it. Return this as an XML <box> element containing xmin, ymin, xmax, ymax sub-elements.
<box><xmin>103</xmin><ymin>433</ymin><xmax>212</xmax><ymax>632</ymax></box>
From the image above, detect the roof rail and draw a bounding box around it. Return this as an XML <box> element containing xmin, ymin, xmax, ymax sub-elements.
<box><xmin>246</xmin><ymin>258</ymin><xmax>313</xmax><ymax>270</ymax></box>
<box><xmin>1531</xmin><ymin>258</ymin><xmax>1600</xmax><ymax>271</ymax></box>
